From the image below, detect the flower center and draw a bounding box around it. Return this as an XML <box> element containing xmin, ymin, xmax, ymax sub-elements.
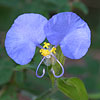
<box><xmin>40</xmin><ymin>42</ymin><xmax>56</xmax><ymax>57</ymax></box>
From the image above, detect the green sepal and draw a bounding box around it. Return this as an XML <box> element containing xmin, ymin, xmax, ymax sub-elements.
<box><xmin>48</xmin><ymin>46</ymin><xmax>65</xmax><ymax>87</ymax></box>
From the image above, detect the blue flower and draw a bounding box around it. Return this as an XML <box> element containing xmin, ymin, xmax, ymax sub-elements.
<box><xmin>5</xmin><ymin>12</ymin><xmax>91</xmax><ymax>78</ymax></box>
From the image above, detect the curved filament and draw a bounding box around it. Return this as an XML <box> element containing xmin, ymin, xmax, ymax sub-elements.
<box><xmin>36</xmin><ymin>57</ymin><xmax>46</xmax><ymax>78</ymax></box>
<box><xmin>51</xmin><ymin>53</ymin><xmax>64</xmax><ymax>78</ymax></box>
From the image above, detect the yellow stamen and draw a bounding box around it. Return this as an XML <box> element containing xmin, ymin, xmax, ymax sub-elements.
<box><xmin>43</xmin><ymin>42</ymin><xmax>50</xmax><ymax>48</ymax></box>
<box><xmin>40</xmin><ymin>42</ymin><xmax>56</xmax><ymax>57</ymax></box>
<box><xmin>50</xmin><ymin>47</ymin><xmax>56</xmax><ymax>54</ymax></box>
<box><xmin>40</xmin><ymin>49</ymin><xmax>50</xmax><ymax>56</ymax></box>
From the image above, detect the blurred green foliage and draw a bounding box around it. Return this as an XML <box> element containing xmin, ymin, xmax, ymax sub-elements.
<box><xmin>0</xmin><ymin>0</ymin><xmax>100</xmax><ymax>100</ymax></box>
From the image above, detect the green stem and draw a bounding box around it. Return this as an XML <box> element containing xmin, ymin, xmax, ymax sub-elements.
<box><xmin>89</xmin><ymin>93</ymin><xmax>100</xmax><ymax>99</ymax></box>
<box><xmin>35</xmin><ymin>88</ymin><xmax>57</xmax><ymax>100</ymax></box>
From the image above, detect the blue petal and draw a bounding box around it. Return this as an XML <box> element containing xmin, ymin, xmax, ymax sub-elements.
<box><xmin>5</xmin><ymin>13</ymin><xmax>48</xmax><ymax>65</ymax></box>
<box><xmin>44</xmin><ymin>12</ymin><xmax>91</xmax><ymax>59</ymax></box>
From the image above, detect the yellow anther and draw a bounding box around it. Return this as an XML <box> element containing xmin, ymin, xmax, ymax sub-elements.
<box><xmin>40</xmin><ymin>49</ymin><xmax>43</xmax><ymax>53</ymax></box>
<box><xmin>43</xmin><ymin>42</ymin><xmax>50</xmax><ymax>48</ymax></box>
<box><xmin>40</xmin><ymin>42</ymin><xmax>56</xmax><ymax>57</ymax></box>
<box><xmin>40</xmin><ymin>49</ymin><xmax>50</xmax><ymax>56</ymax></box>
<box><xmin>51</xmin><ymin>47</ymin><xmax>56</xmax><ymax>54</ymax></box>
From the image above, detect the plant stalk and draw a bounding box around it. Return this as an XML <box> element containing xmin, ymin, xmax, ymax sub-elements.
<box><xmin>35</xmin><ymin>88</ymin><xmax>57</xmax><ymax>100</ymax></box>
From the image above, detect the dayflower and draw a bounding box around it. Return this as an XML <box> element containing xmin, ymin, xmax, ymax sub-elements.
<box><xmin>5</xmin><ymin>12</ymin><xmax>91</xmax><ymax>78</ymax></box>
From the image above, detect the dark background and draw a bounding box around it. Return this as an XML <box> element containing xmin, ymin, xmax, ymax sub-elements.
<box><xmin>0</xmin><ymin>0</ymin><xmax>100</xmax><ymax>100</ymax></box>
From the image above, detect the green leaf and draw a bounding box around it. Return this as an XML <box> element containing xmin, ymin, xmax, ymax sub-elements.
<box><xmin>57</xmin><ymin>77</ymin><xmax>88</xmax><ymax>100</ymax></box>
<box><xmin>0</xmin><ymin>58</ymin><xmax>15</xmax><ymax>85</ymax></box>
<box><xmin>72</xmin><ymin>1</ymin><xmax>88</xmax><ymax>14</ymax></box>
